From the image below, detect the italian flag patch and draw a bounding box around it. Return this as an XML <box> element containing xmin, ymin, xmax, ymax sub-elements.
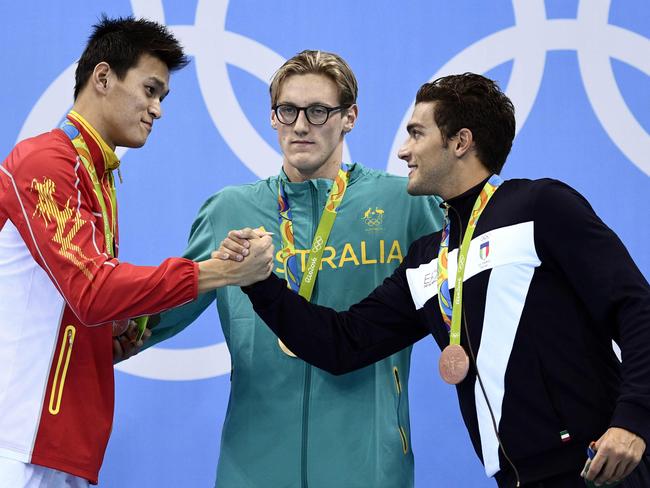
<box><xmin>560</xmin><ymin>430</ymin><xmax>571</xmax><ymax>442</ymax></box>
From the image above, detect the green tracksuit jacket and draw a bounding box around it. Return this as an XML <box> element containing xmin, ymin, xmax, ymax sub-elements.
<box><xmin>150</xmin><ymin>163</ymin><xmax>442</xmax><ymax>487</ymax></box>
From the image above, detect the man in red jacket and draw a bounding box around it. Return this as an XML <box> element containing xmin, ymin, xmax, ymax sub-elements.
<box><xmin>0</xmin><ymin>15</ymin><xmax>273</xmax><ymax>487</ymax></box>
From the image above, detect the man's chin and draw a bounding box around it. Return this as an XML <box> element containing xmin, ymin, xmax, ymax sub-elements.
<box><xmin>285</xmin><ymin>159</ymin><xmax>321</xmax><ymax>174</ymax></box>
<box><xmin>407</xmin><ymin>181</ymin><xmax>423</xmax><ymax>196</ymax></box>
<box><xmin>119</xmin><ymin>139</ymin><xmax>147</xmax><ymax>149</ymax></box>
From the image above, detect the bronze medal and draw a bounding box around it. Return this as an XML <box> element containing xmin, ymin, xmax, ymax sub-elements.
<box><xmin>278</xmin><ymin>338</ymin><xmax>297</xmax><ymax>357</ymax></box>
<box><xmin>439</xmin><ymin>344</ymin><xmax>469</xmax><ymax>384</ymax></box>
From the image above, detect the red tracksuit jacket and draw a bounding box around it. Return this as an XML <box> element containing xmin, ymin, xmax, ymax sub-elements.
<box><xmin>0</xmin><ymin>113</ymin><xmax>197</xmax><ymax>483</ymax></box>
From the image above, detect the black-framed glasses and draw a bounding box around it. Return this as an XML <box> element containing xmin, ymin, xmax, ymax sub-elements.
<box><xmin>272</xmin><ymin>103</ymin><xmax>350</xmax><ymax>126</ymax></box>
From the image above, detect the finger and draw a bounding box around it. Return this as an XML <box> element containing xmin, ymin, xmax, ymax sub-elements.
<box><xmin>619</xmin><ymin>461</ymin><xmax>639</xmax><ymax>482</ymax></box>
<box><xmin>141</xmin><ymin>328</ymin><xmax>152</xmax><ymax>342</ymax></box>
<box><xmin>253</xmin><ymin>228</ymin><xmax>274</xmax><ymax>238</ymax></box>
<box><xmin>611</xmin><ymin>458</ymin><xmax>632</xmax><ymax>483</ymax></box>
<box><xmin>126</xmin><ymin>321</ymin><xmax>139</xmax><ymax>342</ymax></box>
<box><xmin>230</xmin><ymin>228</ymin><xmax>255</xmax><ymax>243</ymax></box>
<box><xmin>212</xmin><ymin>248</ymin><xmax>243</xmax><ymax>262</ymax></box>
<box><xmin>113</xmin><ymin>338</ymin><xmax>124</xmax><ymax>362</ymax></box>
<box><xmin>593</xmin><ymin>453</ymin><xmax>618</xmax><ymax>485</ymax></box>
<box><xmin>211</xmin><ymin>250</ymin><xmax>232</xmax><ymax>261</ymax></box>
<box><xmin>221</xmin><ymin>237</ymin><xmax>250</xmax><ymax>256</ymax></box>
<box><xmin>117</xmin><ymin>334</ymin><xmax>135</xmax><ymax>359</ymax></box>
<box><xmin>258</xmin><ymin>235</ymin><xmax>273</xmax><ymax>251</ymax></box>
<box><xmin>112</xmin><ymin>319</ymin><xmax>129</xmax><ymax>337</ymax></box>
<box><xmin>585</xmin><ymin>451</ymin><xmax>606</xmax><ymax>481</ymax></box>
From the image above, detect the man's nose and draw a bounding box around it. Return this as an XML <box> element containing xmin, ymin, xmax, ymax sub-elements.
<box><xmin>397</xmin><ymin>141</ymin><xmax>410</xmax><ymax>161</ymax></box>
<box><xmin>293</xmin><ymin>109</ymin><xmax>310</xmax><ymax>134</ymax></box>
<box><xmin>149</xmin><ymin>99</ymin><xmax>162</xmax><ymax>119</ymax></box>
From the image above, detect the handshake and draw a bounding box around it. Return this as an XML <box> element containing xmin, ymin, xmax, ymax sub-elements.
<box><xmin>113</xmin><ymin>228</ymin><xmax>274</xmax><ymax>363</ymax></box>
<box><xmin>197</xmin><ymin>227</ymin><xmax>275</xmax><ymax>293</ymax></box>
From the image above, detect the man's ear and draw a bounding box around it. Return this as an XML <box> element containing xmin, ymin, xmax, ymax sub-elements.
<box><xmin>92</xmin><ymin>62</ymin><xmax>112</xmax><ymax>94</ymax></box>
<box><xmin>270</xmin><ymin>111</ymin><xmax>278</xmax><ymax>130</ymax></box>
<box><xmin>342</xmin><ymin>104</ymin><xmax>358</xmax><ymax>134</ymax></box>
<box><xmin>454</xmin><ymin>128</ymin><xmax>474</xmax><ymax>157</ymax></box>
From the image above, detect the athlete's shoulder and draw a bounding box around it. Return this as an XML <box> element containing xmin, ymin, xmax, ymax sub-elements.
<box><xmin>3</xmin><ymin>129</ymin><xmax>76</xmax><ymax>183</ymax></box>
<box><xmin>199</xmin><ymin>176</ymin><xmax>278</xmax><ymax>211</ymax></box>
<box><xmin>352</xmin><ymin>163</ymin><xmax>407</xmax><ymax>184</ymax></box>
<box><xmin>503</xmin><ymin>176</ymin><xmax>574</xmax><ymax>190</ymax></box>
<box><xmin>351</xmin><ymin>164</ymin><xmax>434</xmax><ymax>199</ymax></box>
<box><xmin>498</xmin><ymin>177</ymin><xmax>597</xmax><ymax>226</ymax></box>
<box><xmin>348</xmin><ymin>164</ymin><xmax>442</xmax><ymax>231</ymax></box>
<box><xmin>348</xmin><ymin>163</ymin><xmax>411</xmax><ymax>198</ymax></box>
<box><xmin>502</xmin><ymin>177</ymin><xmax>582</xmax><ymax>203</ymax></box>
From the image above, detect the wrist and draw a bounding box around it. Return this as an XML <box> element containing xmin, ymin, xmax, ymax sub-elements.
<box><xmin>197</xmin><ymin>259</ymin><xmax>228</xmax><ymax>293</ymax></box>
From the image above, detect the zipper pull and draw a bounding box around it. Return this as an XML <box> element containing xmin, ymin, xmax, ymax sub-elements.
<box><xmin>117</xmin><ymin>168</ymin><xmax>123</xmax><ymax>184</ymax></box>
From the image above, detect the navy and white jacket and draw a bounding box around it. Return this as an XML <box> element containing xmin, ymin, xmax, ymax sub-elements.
<box><xmin>244</xmin><ymin>177</ymin><xmax>650</xmax><ymax>485</ymax></box>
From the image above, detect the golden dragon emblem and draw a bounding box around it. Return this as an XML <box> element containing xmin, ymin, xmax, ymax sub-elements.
<box><xmin>31</xmin><ymin>177</ymin><xmax>97</xmax><ymax>279</ymax></box>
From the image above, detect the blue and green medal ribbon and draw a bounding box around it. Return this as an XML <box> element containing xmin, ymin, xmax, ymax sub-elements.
<box><xmin>276</xmin><ymin>165</ymin><xmax>351</xmax><ymax>355</ymax></box>
<box><xmin>59</xmin><ymin>113</ymin><xmax>149</xmax><ymax>340</ymax></box>
<box><xmin>437</xmin><ymin>174</ymin><xmax>503</xmax><ymax>347</ymax></box>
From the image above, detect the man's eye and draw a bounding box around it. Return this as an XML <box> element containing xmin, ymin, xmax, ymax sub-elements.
<box><xmin>309</xmin><ymin>106</ymin><xmax>327</xmax><ymax>116</ymax></box>
<box><xmin>280</xmin><ymin>106</ymin><xmax>297</xmax><ymax>115</ymax></box>
<box><xmin>145</xmin><ymin>86</ymin><xmax>154</xmax><ymax>96</ymax></box>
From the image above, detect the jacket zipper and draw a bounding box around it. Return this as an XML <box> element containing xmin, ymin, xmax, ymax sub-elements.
<box><xmin>49</xmin><ymin>325</ymin><xmax>76</xmax><ymax>415</ymax></box>
<box><xmin>301</xmin><ymin>184</ymin><xmax>320</xmax><ymax>488</ymax></box>
<box><xmin>393</xmin><ymin>367</ymin><xmax>409</xmax><ymax>454</ymax></box>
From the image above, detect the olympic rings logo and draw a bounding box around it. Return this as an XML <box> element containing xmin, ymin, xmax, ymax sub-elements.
<box><xmin>385</xmin><ymin>0</ymin><xmax>650</xmax><ymax>178</ymax></box>
<box><xmin>15</xmin><ymin>0</ymin><xmax>649</xmax><ymax>381</ymax></box>
<box><xmin>311</xmin><ymin>235</ymin><xmax>324</xmax><ymax>253</ymax></box>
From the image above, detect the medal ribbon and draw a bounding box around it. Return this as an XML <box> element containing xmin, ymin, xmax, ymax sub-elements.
<box><xmin>59</xmin><ymin>112</ymin><xmax>151</xmax><ymax>338</ymax></box>
<box><xmin>278</xmin><ymin>165</ymin><xmax>350</xmax><ymax>301</ymax></box>
<box><xmin>437</xmin><ymin>174</ymin><xmax>503</xmax><ymax>345</ymax></box>
<box><xmin>59</xmin><ymin>111</ymin><xmax>118</xmax><ymax>257</ymax></box>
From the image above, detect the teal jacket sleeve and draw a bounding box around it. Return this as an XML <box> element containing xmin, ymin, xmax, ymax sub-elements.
<box><xmin>145</xmin><ymin>196</ymin><xmax>220</xmax><ymax>348</ymax></box>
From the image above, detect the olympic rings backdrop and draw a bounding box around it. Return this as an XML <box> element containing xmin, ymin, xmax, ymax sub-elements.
<box><xmin>1</xmin><ymin>0</ymin><xmax>649</xmax><ymax>486</ymax></box>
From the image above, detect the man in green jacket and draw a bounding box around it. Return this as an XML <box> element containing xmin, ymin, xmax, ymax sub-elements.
<box><xmin>148</xmin><ymin>50</ymin><xmax>442</xmax><ymax>487</ymax></box>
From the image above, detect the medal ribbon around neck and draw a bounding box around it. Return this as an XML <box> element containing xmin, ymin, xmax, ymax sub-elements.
<box><xmin>277</xmin><ymin>165</ymin><xmax>350</xmax><ymax>356</ymax></box>
<box><xmin>278</xmin><ymin>165</ymin><xmax>350</xmax><ymax>299</ymax></box>
<box><xmin>59</xmin><ymin>113</ymin><xmax>150</xmax><ymax>340</ymax></box>
<box><xmin>436</xmin><ymin>174</ymin><xmax>503</xmax><ymax>346</ymax></box>
<box><xmin>59</xmin><ymin>113</ymin><xmax>117</xmax><ymax>257</ymax></box>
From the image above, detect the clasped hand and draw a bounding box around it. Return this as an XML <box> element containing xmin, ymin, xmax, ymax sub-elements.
<box><xmin>582</xmin><ymin>427</ymin><xmax>646</xmax><ymax>486</ymax></box>
<box><xmin>198</xmin><ymin>227</ymin><xmax>274</xmax><ymax>293</ymax></box>
<box><xmin>214</xmin><ymin>227</ymin><xmax>272</xmax><ymax>263</ymax></box>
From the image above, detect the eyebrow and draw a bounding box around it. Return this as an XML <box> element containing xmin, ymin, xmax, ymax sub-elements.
<box><xmin>406</xmin><ymin>122</ymin><xmax>425</xmax><ymax>133</ymax></box>
<box><xmin>277</xmin><ymin>101</ymin><xmax>335</xmax><ymax>107</ymax></box>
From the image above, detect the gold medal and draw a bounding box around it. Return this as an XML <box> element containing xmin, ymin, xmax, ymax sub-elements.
<box><xmin>439</xmin><ymin>344</ymin><xmax>469</xmax><ymax>384</ymax></box>
<box><xmin>278</xmin><ymin>338</ymin><xmax>297</xmax><ymax>357</ymax></box>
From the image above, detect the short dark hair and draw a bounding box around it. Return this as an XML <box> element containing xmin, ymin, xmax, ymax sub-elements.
<box><xmin>415</xmin><ymin>73</ymin><xmax>515</xmax><ymax>174</ymax></box>
<box><xmin>74</xmin><ymin>15</ymin><xmax>189</xmax><ymax>100</ymax></box>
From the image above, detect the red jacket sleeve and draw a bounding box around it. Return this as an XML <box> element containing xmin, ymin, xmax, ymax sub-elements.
<box><xmin>0</xmin><ymin>132</ymin><xmax>198</xmax><ymax>326</ymax></box>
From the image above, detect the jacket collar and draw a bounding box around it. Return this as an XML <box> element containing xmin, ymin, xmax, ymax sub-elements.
<box><xmin>66</xmin><ymin>111</ymin><xmax>120</xmax><ymax>176</ymax></box>
<box><xmin>278</xmin><ymin>162</ymin><xmax>363</xmax><ymax>195</ymax></box>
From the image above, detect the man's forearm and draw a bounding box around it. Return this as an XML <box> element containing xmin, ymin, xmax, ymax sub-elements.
<box><xmin>243</xmin><ymin>273</ymin><xmax>426</xmax><ymax>375</ymax></box>
<box><xmin>197</xmin><ymin>259</ymin><xmax>229</xmax><ymax>292</ymax></box>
